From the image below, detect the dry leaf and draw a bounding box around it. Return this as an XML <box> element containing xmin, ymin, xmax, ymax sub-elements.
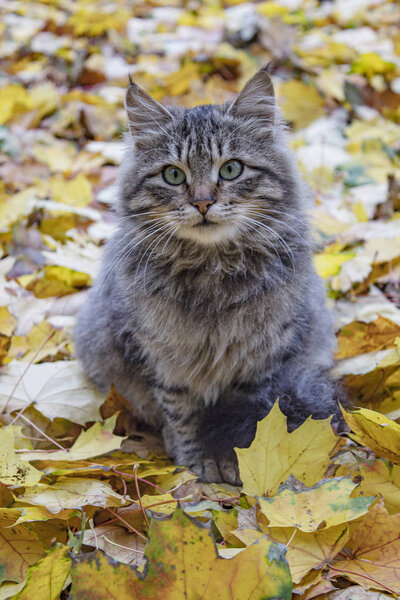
<box><xmin>259</xmin><ymin>477</ymin><xmax>374</xmax><ymax>532</ymax></box>
<box><xmin>17</xmin><ymin>478</ymin><xmax>125</xmax><ymax>514</ymax></box>
<box><xmin>0</xmin><ymin>427</ymin><xmax>43</xmax><ymax>487</ymax></box>
<box><xmin>0</xmin><ymin>360</ymin><xmax>105</xmax><ymax>424</ymax></box>
<box><xmin>0</xmin><ymin>522</ymin><xmax>45</xmax><ymax>584</ymax></box>
<box><xmin>330</xmin><ymin>502</ymin><xmax>400</xmax><ymax>593</ymax></box>
<box><xmin>236</xmin><ymin>403</ymin><xmax>339</xmax><ymax>497</ymax></box>
<box><xmin>342</xmin><ymin>406</ymin><xmax>400</xmax><ymax>464</ymax></box>
<box><xmin>266</xmin><ymin>524</ymin><xmax>349</xmax><ymax>584</ymax></box>
<box><xmin>20</xmin><ymin>415</ymin><xmax>125</xmax><ymax>462</ymax></box>
<box><xmin>71</xmin><ymin>509</ymin><xmax>293</xmax><ymax>600</ymax></box>
<box><xmin>10</xmin><ymin>544</ymin><xmax>71</xmax><ymax>600</ymax></box>
<box><xmin>83</xmin><ymin>524</ymin><xmax>146</xmax><ymax>566</ymax></box>
<box><xmin>0</xmin><ymin>307</ymin><xmax>17</xmax><ymax>337</ymax></box>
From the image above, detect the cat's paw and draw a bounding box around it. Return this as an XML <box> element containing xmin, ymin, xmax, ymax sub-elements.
<box><xmin>190</xmin><ymin>454</ymin><xmax>241</xmax><ymax>486</ymax></box>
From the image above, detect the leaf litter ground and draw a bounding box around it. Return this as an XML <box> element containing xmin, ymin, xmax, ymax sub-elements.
<box><xmin>1</xmin><ymin>0</ymin><xmax>400</xmax><ymax>598</ymax></box>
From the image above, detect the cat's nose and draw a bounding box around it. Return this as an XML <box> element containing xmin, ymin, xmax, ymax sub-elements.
<box><xmin>190</xmin><ymin>195</ymin><xmax>215</xmax><ymax>215</ymax></box>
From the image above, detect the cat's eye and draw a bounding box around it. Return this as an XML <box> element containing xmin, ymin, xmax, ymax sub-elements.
<box><xmin>219</xmin><ymin>160</ymin><xmax>243</xmax><ymax>181</ymax></box>
<box><xmin>163</xmin><ymin>165</ymin><xmax>186</xmax><ymax>186</ymax></box>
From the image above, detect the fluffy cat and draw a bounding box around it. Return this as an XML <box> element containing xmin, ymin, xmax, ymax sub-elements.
<box><xmin>75</xmin><ymin>66</ymin><xmax>342</xmax><ymax>485</ymax></box>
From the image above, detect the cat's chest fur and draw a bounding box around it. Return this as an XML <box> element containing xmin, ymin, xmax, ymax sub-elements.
<box><xmin>130</xmin><ymin>272</ymin><xmax>296</xmax><ymax>403</ymax></box>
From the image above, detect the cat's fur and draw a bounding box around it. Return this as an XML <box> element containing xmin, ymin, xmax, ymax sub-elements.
<box><xmin>76</xmin><ymin>66</ymin><xmax>342</xmax><ymax>484</ymax></box>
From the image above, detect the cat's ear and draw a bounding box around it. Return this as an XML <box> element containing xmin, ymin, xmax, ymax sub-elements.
<box><xmin>228</xmin><ymin>65</ymin><xmax>275</xmax><ymax>127</ymax></box>
<box><xmin>125</xmin><ymin>78</ymin><xmax>173</xmax><ymax>137</ymax></box>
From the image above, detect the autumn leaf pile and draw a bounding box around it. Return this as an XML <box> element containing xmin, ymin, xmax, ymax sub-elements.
<box><xmin>1</xmin><ymin>0</ymin><xmax>400</xmax><ymax>598</ymax></box>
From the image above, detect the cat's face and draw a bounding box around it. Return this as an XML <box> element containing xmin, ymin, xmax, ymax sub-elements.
<box><xmin>121</xmin><ymin>67</ymin><xmax>298</xmax><ymax>247</ymax></box>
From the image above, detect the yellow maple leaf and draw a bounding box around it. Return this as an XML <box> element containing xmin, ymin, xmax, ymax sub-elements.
<box><xmin>278</xmin><ymin>80</ymin><xmax>325</xmax><ymax>129</ymax></box>
<box><xmin>342</xmin><ymin>406</ymin><xmax>400</xmax><ymax>464</ymax></box>
<box><xmin>11</xmin><ymin>545</ymin><xmax>71</xmax><ymax>600</ymax></box>
<box><xmin>258</xmin><ymin>477</ymin><xmax>374</xmax><ymax>532</ymax></box>
<box><xmin>0</xmin><ymin>427</ymin><xmax>43</xmax><ymax>487</ymax></box>
<box><xmin>266</xmin><ymin>524</ymin><xmax>349</xmax><ymax>584</ymax></box>
<box><xmin>0</xmin><ymin>519</ymin><xmax>45</xmax><ymax>585</ymax></box>
<box><xmin>357</xmin><ymin>459</ymin><xmax>400</xmax><ymax>515</ymax></box>
<box><xmin>235</xmin><ymin>402</ymin><xmax>339</xmax><ymax>497</ymax></box>
<box><xmin>70</xmin><ymin>509</ymin><xmax>292</xmax><ymax>600</ymax></box>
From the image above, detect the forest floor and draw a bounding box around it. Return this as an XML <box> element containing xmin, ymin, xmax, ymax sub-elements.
<box><xmin>1</xmin><ymin>0</ymin><xmax>400</xmax><ymax>598</ymax></box>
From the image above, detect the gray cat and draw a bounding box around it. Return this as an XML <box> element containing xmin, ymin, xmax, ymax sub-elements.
<box><xmin>75</xmin><ymin>66</ymin><xmax>342</xmax><ymax>485</ymax></box>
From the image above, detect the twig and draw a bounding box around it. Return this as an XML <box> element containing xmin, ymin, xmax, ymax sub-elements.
<box><xmin>107</xmin><ymin>508</ymin><xmax>147</xmax><ymax>541</ymax></box>
<box><xmin>133</xmin><ymin>463</ymin><xmax>150</xmax><ymax>530</ymax></box>
<box><xmin>17</xmin><ymin>413</ymin><xmax>67</xmax><ymax>452</ymax></box>
<box><xmin>102</xmin><ymin>535</ymin><xmax>145</xmax><ymax>554</ymax></box>
<box><xmin>285</xmin><ymin>528</ymin><xmax>297</xmax><ymax>548</ymax></box>
<box><xmin>112</xmin><ymin>466</ymin><xmax>128</xmax><ymax>502</ymax></box>
<box><xmin>110</xmin><ymin>467</ymin><xmax>168</xmax><ymax>495</ymax></box>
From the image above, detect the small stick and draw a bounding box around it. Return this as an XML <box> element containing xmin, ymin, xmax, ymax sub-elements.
<box><xmin>107</xmin><ymin>508</ymin><xmax>147</xmax><ymax>541</ymax></box>
<box><xmin>110</xmin><ymin>467</ymin><xmax>168</xmax><ymax>494</ymax></box>
<box><xmin>102</xmin><ymin>535</ymin><xmax>145</xmax><ymax>554</ymax></box>
<box><xmin>285</xmin><ymin>529</ymin><xmax>297</xmax><ymax>548</ymax></box>
<box><xmin>17</xmin><ymin>413</ymin><xmax>67</xmax><ymax>452</ymax></box>
<box><xmin>133</xmin><ymin>463</ymin><xmax>150</xmax><ymax>530</ymax></box>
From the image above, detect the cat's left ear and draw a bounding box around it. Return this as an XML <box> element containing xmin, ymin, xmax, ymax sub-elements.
<box><xmin>228</xmin><ymin>65</ymin><xmax>275</xmax><ymax>128</ymax></box>
<box><xmin>125</xmin><ymin>78</ymin><xmax>173</xmax><ymax>137</ymax></box>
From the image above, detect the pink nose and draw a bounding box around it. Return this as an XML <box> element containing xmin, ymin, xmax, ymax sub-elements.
<box><xmin>190</xmin><ymin>197</ymin><xmax>215</xmax><ymax>215</ymax></box>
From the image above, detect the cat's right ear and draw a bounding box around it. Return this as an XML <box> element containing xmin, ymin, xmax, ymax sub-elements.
<box><xmin>125</xmin><ymin>78</ymin><xmax>173</xmax><ymax>137</ymax></box>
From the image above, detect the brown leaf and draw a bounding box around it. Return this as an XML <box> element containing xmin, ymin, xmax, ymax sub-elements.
<box><xmin>329</xmin><ymin>502</ymin><xmax>400</xmax><ymax>593</ymax></box>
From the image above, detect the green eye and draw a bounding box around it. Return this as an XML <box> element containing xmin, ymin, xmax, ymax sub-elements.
<box><xmin>219</xmin><ymin>160</ymin><xmax>243</xmax><ymax>181</ymax></box>
<box><xmin>163</xmin><ymin>165</ymin><xmax>186</xmax><ymax>186</ymax></box>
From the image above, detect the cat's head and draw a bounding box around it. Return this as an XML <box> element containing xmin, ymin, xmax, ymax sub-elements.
<box><xmin>119</xmin><ymin>66</ymin><xmax>303</xmax><ymax>248</ymax></box>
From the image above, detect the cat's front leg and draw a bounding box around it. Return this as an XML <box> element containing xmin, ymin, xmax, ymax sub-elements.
<box><xmin>156</xmin><ymin>389</ymin><xmax>240</xmax><ymax>485</ymax></box>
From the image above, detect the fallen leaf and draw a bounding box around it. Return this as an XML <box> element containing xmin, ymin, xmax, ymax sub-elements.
<box><xmin>70</xmin><ymin>509</ymin><xmax>293</xmax><ymax>599</ymax></box>
<box><xmin>266</xmin><ymin>524</ymin><xmax>349</xmax><ymax>584</ymax></box>
<box><xmin>342</xmin><ymin>406</ymin><xmax>400</xmax><ymax>464</ymax></box>
<box><xmin>20</xmin><ymin>415</ymin><xmax>125</xmax><ymax>462</ymax></box>
<box><xmin>314</xmin><ymin>252</ymin><xmax>356</xmax><ymax>279</ymax></box>
<box><xmin>17</xmin><ymin>265</ymin><xmax>91</xmax><ymax>298</ymax></box>
<box><xmin>278</xmin><ymin>80</ymin><xmax>325</xmax><ymax>129</ymax></box>
<box><xmin>50</xmin><ymin>174</ymin><xmax>93</xmax><ymax>208</ymax></box>
<box><xmin>0</xmin><ymin>307</ymin><xmax>17</xmax><ymax>337</ymax></box>
<box><xmin>236</xmin><ymin>403</ymin><xmax>339</xmax><ymax>497</ymax></box>
<box><xmin>10</xmin><ymin>544</ymin><xmax>71</xmax><ymax>600</ymax></box>
<box><xmin>357</xmin><ymin>459</ymin><xmax>400</xmax><ymax>515</ymax></box>
<box><xmin>0</xmin><ymin>521</ymin><xmax>45</xmax><ymax>584</ymax></box>
<box><xmin>0</xmin><ymin>427</ymin><xmax>43</xmax><ymax>487</ymax></box>
<box><xmin>0</xmin><ymin>360</ymin><xmax>105</xmax><ymax>425</ymax></box>
<box><xmin>83</xmin><ymin>524</ymin><xmax>146</xmax><ymax>566</ymax></box>
<box><xmin>329</xmin><ymin>502</ymin><xmax>400</xmax><ymax>593</ymax></box>
<box><xmin>17</xmin><ymin>477</ymin><xmax>125</xmax><ymax>514</ymax></box>
<box><xmin>336</xmin><ymin>317</ymin><xmax>400</xmax><ymax>359</ymax></box>
<box><xmin>259</xmin><ymin>477</ymin><xmax>374</xmax><ymax>532</ymax></box>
